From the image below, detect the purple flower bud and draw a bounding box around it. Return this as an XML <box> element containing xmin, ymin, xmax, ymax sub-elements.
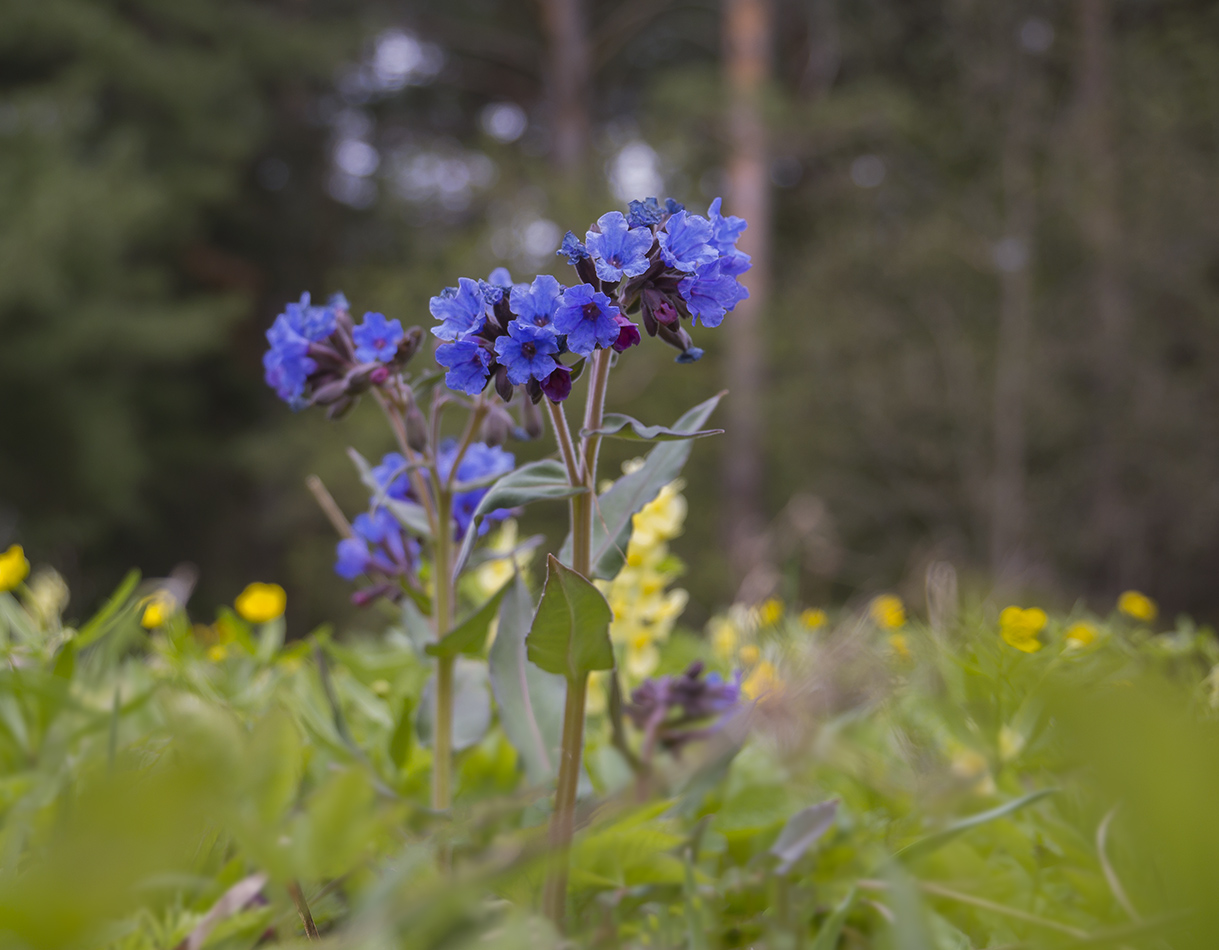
<box><xmin>611</xmin><ymin>315</ymin><xmax>641</xmax><ymax>352</ymax></box>
<box><xmin>541</xmin><ymin>365</ymin><xmax>572</xmax><ymax>403</ymax></box>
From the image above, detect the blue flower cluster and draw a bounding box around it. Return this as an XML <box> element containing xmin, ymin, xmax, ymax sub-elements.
<box><xmin>429</xmin><ymin>197</ymin><xmax>748</xmax><ymax>401</ymax></box>
<box><xmin>262</xmin><ymin>292</ymin><xmax>421</xmax><ymax>413</ymax></box>
<box><xmin>625</xmin><ymin>661</ymin><xmax>743</xmax><ymax>754</ymax></box>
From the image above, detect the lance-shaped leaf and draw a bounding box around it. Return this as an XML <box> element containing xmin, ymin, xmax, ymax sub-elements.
<box><xmin>581</xmin><ymin>413</ymin><xmax>723</xmax><ymax>442</ymax></box>
<box><xmin>561</xmin><ymin>391</ymin><xmax>724</xmax><ymax>579</ymax></box>
<box><xmin>770</xmin><ymin>799</ymin><xmax>839</xmax><ymax>874</ymax></box>
<box><xmin>895</xmin><ymin>788</ymin><xmax>1057</xmax><ymax>863</ymax></box>
<box><xmin>425</xmin><ymin>581</ymin><xmax>511</xmax><ymax>658</ymax></box>
<box><xmin>452</xmin><ymin>460</ymin><xmax>588</xmax><ymax>578</ymax></box>
<box><xmin>526</xmin><ymin>555</ymin><xmax>614</xmax><ymax>680</ymax></box>
<box><xmin>489</xmin><ymin>573</ymin><xmax>565</xmax><ymax>785</ymax></box>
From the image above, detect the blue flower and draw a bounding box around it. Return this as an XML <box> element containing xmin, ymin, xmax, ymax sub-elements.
<box><xmin>282</xmin><ymin>292</ymin><xmax>337</xmax><ymax>342</ymax></box>
<box><xmin>436</xmin><ymin>339</ymin><xmax>491</xmax><ymax>395</ymax></box>
<box><xmin>335</xmin><ymin>537</ymin><xmax>371</xmax><ymax>580</ymax></box>
<box><xmin>487</xmin><ymin>267</ymin><xmax>514</xmax><ymax>288</ymax></box>
<box><xmin>263</xmin><ymin>314</ymin><xmax>315</xmax><ymax>405</ymax></box>
<box><xmin>335</xmin><ymin>507</ymin><xmax>416</xmax><ymax>580</ymax></box>
<box><xmin>706</xmin><ymin>197</ymin><xmax>746</xmax><ymax>254</ymax></box>
<box><xmin>353</xmin><ymin>508</ymin><xmax>408</xmax><ymax>565</ymax></box>
<box><xmin>553</xmin><ymin>283</ymin><xmax>622</xmax><ymax>356</ymax></box>
<box><xmin>509</xmin><ymin>274</ymin><xmax>563</xmax><ymax>327</ymax></box>
<box><xmin>353</xmin><ymin>312</ymin><xmax>406</xmax><ymax>363</ymax></box>
<box><xmin>494</xmin><ymin>321</ymin><xmax>560</xmax><ymax>385</ymax></box>
<box><xmin>585</xmin><ymin>211</ymin><xmax>654</xmax><ymax>283</ymax></box>
<box><xmin>679</xmin><ymin>260</ymin><xmax>750</xmax><ymax>328</ymax></box>
<box><xmin>437</xmin><ymin>441</ymin><xmax>515</xmax><ymax>537</ymax></box>
<box><xmin>657</xmin><ymin>211</ymin><xmax>718</xmax><ymax>273</ymax></box>
<box><xmin>371</xmin><ymin>452</ymin><xmax>411</xmax><ymax>500</ymax></box>
<box><xmin>627</xmin><ymin>197</ymin><xmax>664</xmax><ymax>228</ymax></box>
<box><xmin>557</xmin><ymin>231</ymin><xmax>590</xmax><ymax>264</ymax></box>
<box><xmin>479</xmin><ymin>280</ymin><xmax>505</xmax><ymax>306</ymax></box>
<box><xmin>665</xmin><ymin>198</ymin><xmax>685</xmax><ymax>215</ymax></box>
<box><xmin>327</xmin><ymin>291</ymin><xmax>350</xmax><ymax>312</ymax></box>
<box><xmin>429</xmin><ymin>277</ymin><xmax>486</xmax><ymax>341</ymax></box>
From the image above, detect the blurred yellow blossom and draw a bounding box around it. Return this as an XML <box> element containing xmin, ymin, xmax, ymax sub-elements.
<box><xmin>207</xmin><ymin>644</ymin><xmax>229</xmax><ymax>662</ymax></box>
<box><xmin>999</xmin><ymin>606</ymin><xmax>1047</xmax><ymax>653</ymax></box>
<box><xmin>1118</xmin><ymin>590</ymin><xmax>1157</xmax><ymax>622</ymax></box>
<box><xmin>758</xmin><ymin>598</ymin><xmax>783</xmax><ymax>626</ymax></box>
<box><xmin>888</xmin><ymin>632</ymin><xmax>911</xmax><ymax>660</ymax></box>
<box><xmin>235</xmin><ymin>582</ymin><xmax>286</xmax><ymax>623</ymax></box>
<box><xmin>800</xmin><ymin>608</ymin><xmax>827</xmax><ymax>630</ymax></box>
<box><xmin>140</xmin><ymin>591</ymin><xmax>177</xmax><ymax>629</ymax></box>
<box><xmin>473</xmin><ymin>520</ymin><xmax>533</xmax><ymax>597</ymax></box>
<box><xmin>709</xmin><ymin>616</ymin><xmax>741</xmax><ymax>661</ymax></box>
<box><xmin>950</xmin><ymin>746</ymin><xmax>995</xmax><ymax>795</ymax></box>
<box><xmin>742</xmin><ymin>660</ymin><xmax>779</xmax><ymax>700</ymax></box>
<box><xmin>870</xmin><ymin>594</ymin><xmax>906</xmax><ymax>629</ymax></box>
<box><xmin>1064</xmin><ymin>621</ymin><xmax>1098</xmax><ymax>650</ymax></box>
<box><xmin>739</xmin><ymin>644</ymin><xmax>760</xmax><ymax>667</ymax></box>
<box><xmin>998</xmin><ymin>725</ymin><xmax>1025</xmax><ymax>762</ymax></box>
<box><xmin>0</xmin><ymin>545</ymin><xmax>30</xmax><ymax>592</ymax></box>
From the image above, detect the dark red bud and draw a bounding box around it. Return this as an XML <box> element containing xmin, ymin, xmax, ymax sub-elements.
<box><xmin>542</xmin><ymin>365</ymin><xmax>573</xmax><ymax>403</ymax></box>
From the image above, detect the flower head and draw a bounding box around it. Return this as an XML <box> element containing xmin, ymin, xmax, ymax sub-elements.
<box><xmin>0</xmin><ymin>545</ymin><xmax>30</xmax><ymax>592</ymax></box>
<box><xmin>1118</xmin><ymin>590</ymin><xmax>1157</xmax><ymax>622</ymax></box>
<box><xmin>627</xmin><ymin>197</ymin><xmax>665</xmax><ymax>228</ymax></box>
<box><xmin>1064</xmin><ymin>621</ymin><xmax>1099</xmax><ymax>650</ymax></box>
<box><xmin>140</xmin><ymin>591</ymin><xmax>176</xmax><ymax>629</ymax></box>
<box><xmin>611</xmin><ymin>314</ymin><xmax>641</xmax><ymax>352</ymax></box>
<box><xmin>679</xmin><ymin>259</ymin><xmax>749</xmax><ymax>328</ymax></box>
<box><xmin>625</xmin><ymin>662</ymin><xmax>742</xmax><ymax>753</ymax></box>
<box><xmin>436</xmin><ymin>339</ymin><xmax>491</xmax><ymax>395</ymax></box>
<box><xmin>353</xmin><ymin>312</ymin><xmax>406</xmax><ymax>363</ymax></box>
<box><xmin>657</xmin><ymin>211</ymin><xmax>718</xmax><ymax>273</ymax></box>
<box><xmin>706</xmin><ymin>197</ymin><xmax>747</xmax><ymax>255</ymax></box>
<box><xmin>541</xmin><ymin>365</ymin><xmax>572</xmax><ymax>402</ymax></box>
<box><xmin>494</xmin><ymin>321</ymin><xmax>560</xmax><ymax>385</ymax></box>
<box><xmin>800</xmin><ymin>608</ymin><xmax>827</xmax><ymax>630</ymax></box>
<box><xmin>553</xmin><ymin>283</ymin><xmax>622</xmax><ymax>355</ymax></box>
<box><xmin>487</xmin><ymin>267</ymin><xmax>514</xmax><ymax>289</ymax></box>
<box><xmin>509</xmin><ymin>274</ymin><xmax>563</xmax><ymax>328</ymax></box>
<box><xmin>335</xmin><ymin>507</ymin><xmax>417</xmax><ymax>581</ymax></box>
<box><xmin>429</xmin><ymin>277</ymin><xmax>486</xmax><ymax>341</ymax></box>
<box><xmin>282</xmin><ymin>292</ymin><xmax>337</xmax><ymax>342</ymax></box>
<box><xmin>585</xmin><ymin>211</ymin><xmax>654</xmax><ymax>282</ymax></box>
<box><xmin>235</xmin><ymin>582</ymin><xmax>286</xmax><ymax>623</ymax></box>
<box><xmin>436</xmin><ymin>442</ymin><xmax>515</xmax><ymax>537</ymax></box>
<box><xmin>557</xmin><ymin>231</ymin><xmax>590</xmax><ymax>264</ymax></box>
<box><xmin>758</xmin><ymin>598</ymin><xmax>784</xmax><ymax>626</ymax></box>
<box><xmin>999</xmin><ymin>606</ymin><xmax>1047</xmax><ymax>653</ymax></box>
<box><xmin>263</xmin><ymin>314</ymin><xmax>316</xmax><ymax>405</ymax></box>
<box><xmin>870</xmin><ymin>594</ymin><xmax>906</xmax><ymax>629</ymax></box>
<box><xmin>370</xmin><ymin>452</ymin><xmax>411</xmax><ymax>500</ymax></box>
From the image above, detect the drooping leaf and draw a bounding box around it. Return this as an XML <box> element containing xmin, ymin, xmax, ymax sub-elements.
<box><xmin>425</xmin><ymin>582</ymin><xmax>510</xmax><ymax>658</ymax></box>
<box><xmin>488</xmin><ymin>573</ymin><xmax>565</xmax><ymax>785</ymax></box>
<box><xmin>416</xmin><ymin>659</ymin><xmax>492</xmax><ymax>751</ymax></box>
<box><xmin>453</xmin><ymin>460</ymin><xmax>587</xmax><ymax>577</ymax></box>
<box><xmin>561</xmin><ymin>392</ymin><xmax>724</xmax><ymax>579</ymax></box>
<box><xmin>770</xmin><ymin>799</ymin><xmax>839</xmax><ymax>874</ymax></box>
<box><xmin>581</xmin><ymin>412</ymin><xmax>723</xmax><ymax>442</ymax></box>
<box><xmin>525</xmin><ymin>555</ymin><xmax>614</xmax><ymax>680</ymax></box>
<box><xmin>895</xmin><ymin>788</ymin><xmax>1057</xmax><ymax>863</ymax></box>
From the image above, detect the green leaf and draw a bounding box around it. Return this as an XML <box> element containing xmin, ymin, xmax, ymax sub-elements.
<box><xmin>561</xmin><ymin>392</ymin><xmax>724</xmax><ymax>579</ymax></box>
<box><xmin>452</xmin><ymin>460</ymin><xmax>588</xmax><ymax>577</ymax></box>
<box><xmin>526</xmin><ymin>555</ymin><xmax>614</xmax><ymax>680</ymax></box>
<box><xmin>416</xmin><ymin>659</ymin><xmax>492</xmax><ymax>752</ymax></box>
<box><xmin>244</xmin><ymin>709</ymin><xmax>302</xmax><ymax>826</ymax></box>
<box><xmin>809</xmin><ymin>888</ymin><xmax>855</xmax><ymax>950</ymax></box>
<box><xmin>581</xmin><ymin>412</ymin><xmax>723</xmax><ymax>442</ymax></box>
<box><xmin>425</xmin><ymin>582</ymin><xmax>511</xmax><ymax>658</ymax></box>
<box><xmin>388</xmin><ymin>696</ymin><xmax>414</xmax><ymax>769</ymax></box>
<box><xmin>895</xmin><ymin>788</ymin><xmax>1057</xmax><ymax>863</ymax></box>
<box><xmin>770</xmin><ymin>799</ymin><xmax>838</xmax><ymax>874</ymax></box>
<box><xmin>74</xmin><ymin>569</ymin><xmax>140</xmax><ymax>648</ymax></box>
<box><xmin>488</xmin><ymin>573</ymin><xmax>565</xmax><ymax>785</ymax></box>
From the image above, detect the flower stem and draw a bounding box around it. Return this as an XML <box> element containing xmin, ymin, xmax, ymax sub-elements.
<box><xmin>432</xmin><ymin>488</ymin><xmax>454</xmax><ymax>812</ymax></box>
<box><xmin>540</xmin><ymin>671</ymin><xmax>588</xmax><ymax>927</ymax></box>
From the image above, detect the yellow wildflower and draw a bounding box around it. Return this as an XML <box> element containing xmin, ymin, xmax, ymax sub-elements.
<box><xmin>1064</xmin><ymin>621</ymin><xmax>1098</xmax><ymax>650</ymax></box>
<box><xmin>800</xmin><ymin>608</ymin><xmax>827</xmax><ymax>630</ymax></box>
<box><xmin>870</xmin><ymin>594</ymin><xmax>906</xmax><ymax>629</ymax></box>
<box><xmin>207</xmin><ymin>643</ymin><xmax>229</xmax><ymax>662</ymax></box>
<box><xmin>888</xmin><ymin>632</ymin><xmax>911</xmax><ymax>660</ymax></box>
<box><xmin>709</xmin><ymin>617</ymin><xmax>740</xmax><ymax>661</ymax></box>
<box><xmin>742</xmin><ymin>660</ymin><xmax>779</xmax><ymax>700</ymax></box>
<box><xmin>738</xmin><ymin>643</ymin><xmax>760</xmax><ymax>667</ymax></box>
<box><xmin>235</xmin><ymin>582</ymin><xmax>286</xmax><ymax>623</ymax></box>
<box><xmin>949</xmin><ymin>746</ymin><xmax>995</xmax><ymax>795</ymax></box>
<box><xmin>999</xmin><ymin>606</ymin><xmax>1047</xmax><ymax>653</ymax></box>
<box><xmin>140</xmin><ymin>591</ymin><xmax>177</xmax><ymax>629</ymax></box>
<box><xmin>371</xmin><ymin>679</ymin><xmax>391</xmax><ymax>696</ymax></box>
<box><xmin>473</xmin><ymin>520</ymin><xmax>533</xmax><ymax>597</ymax></box>
<box><xmin>1117</xmin><ymin>590</ymin><xmax>1157</xmax><ymax>622</ymax></box>
<box><xmin>0</xmin><ymin>545</ymin><xmax>30</xmax><ymax>592</ymax></box>
<box><xmin>758</xmin><ymin>598</ymin><xmax>784</xmax><ymax>627</ymax></box>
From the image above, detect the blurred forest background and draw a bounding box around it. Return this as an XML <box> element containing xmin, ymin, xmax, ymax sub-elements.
<box><xmin>2</xmin><ymin>0</ymin><xmax>1218</xmax><ymax>631</ymax></box>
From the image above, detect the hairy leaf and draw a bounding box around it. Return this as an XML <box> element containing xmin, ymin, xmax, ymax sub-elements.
<box><xmin>581</xmin><ymin>412</ymin><xmax>723</xmax><ymax>442</ymax></box>
<box><xmin>526</xmin><ymin>555</ymin><xmax>614</xmax><ymax>680</ymax></box>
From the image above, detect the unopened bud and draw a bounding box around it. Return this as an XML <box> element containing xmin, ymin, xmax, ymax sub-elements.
<box><xmin>326</xmin><ymin>394</ymin><xmax>358</xmax><ymax>419</ymax></box>
<box><xmin>494</xmin><ymin>365</ymin><xmax>514</xmax><ymax>402</ymax></box>
<box><xmin>311</xmin><ymin>376</ymin><xmax>349</xmax><ymax>406</ymax></box>
<box><xmin>393</xmin><ymin>326</ymin><xmax>425</xmax><ymax>365</ymax></box>
<box><xmin>520</xmin><ymin>393</ymin><xmax>543</xmax><ymax>438</ymax></box>
<box><xmin>404</xmin><ymin>400</ymin><xmax>428</xmax><ymax>452</ymax></box>
<box><xmin>481</xmin><ymin>407</ymin><xmax>512</xmax><ymax>447</ymax></box>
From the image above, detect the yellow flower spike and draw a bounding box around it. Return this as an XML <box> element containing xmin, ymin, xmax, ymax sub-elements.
<box><xmin>999</xmin><ymin>606</ymin><xmax>1047</xmax><ymax>653</ymax></box>
<box><xmin>710</xmin><ymin>618</ymin><xmax>740</xmax><ymax>661</ymax></box>
<box><xmin>207</xmin><ymin>643</ymin><xmax>229</xmax><ymax>662</ymax></box>
<box><xmin>800</xmin><ymin>607</ymin><xmax>827</xmax><ymax>630</ymax></box>
<box><xmin>0</xmin><ymin>545</ymin><xmax>30</xmax><ymax>592</ymax></box>
<box><xmin>758</xmin><ymin>598</ymin><xmax>784</xmax><ymax>627</ymax></box>
<box><xmin>742</xmin><ymin>660</ymin><xmax>779</xmax><ymax>700</ymax></box>
<box><xmin>888</xmin><ymin>632</ymin><xmax>911</xmax><ymax>660</ymax></box>
<box><xmin>1117</xmin><ymin>590</ymin><xmax>1157</xmax><ymax>622</ymax></box>
<box><xmin>235</xmin><ymin>582</ymin><xmax>286</xmax><ymax>623</ymax></box>
<box><xmin>140</xmin><ymin>591</ymin><xmax>177</xmax><ymax>629</ymax></box>
<box><xmin>1064</xmin><ymin>621</ymin><xmax>1098</xmax><ymax>650</ymax></box>
<box><xmin>870</xmin><ymin>594</ymin><xmax>906</xmax><ymax>630</ymax></box>
<box><xmin>738</xmin><ymin>643</ymin><xmax>760</xmax><ymax>667</ymax></box>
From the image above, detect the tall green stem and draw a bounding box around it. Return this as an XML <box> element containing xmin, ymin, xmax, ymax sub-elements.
<box><xmin>541</xmin><ymin>672</ymin><xmax>588</xmax><ymax>925</ymax></box>
<box><xmin>432</xmin><ymin>489</ymin><xmax>454</xmax><ymax>812</ymax></box>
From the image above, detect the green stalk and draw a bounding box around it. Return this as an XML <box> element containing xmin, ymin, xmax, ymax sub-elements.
<box><xmin>541</xmin><ymin>672</ymin><xmax>588</xmax><ymax>924</ymax></box>
<box><xmin>432</xmin><ymin>488</ymin><xmax>454</xmax><ymax>812</ymax></box>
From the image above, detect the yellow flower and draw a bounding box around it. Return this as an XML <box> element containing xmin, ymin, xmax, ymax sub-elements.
<box><xmin>710</xmin><ymin>617</ymin><xmax>740</xmax><ymax>661</ymax></box>
<box><xmin>1064</xmin><ymin>621</ymin><xmax>1098</xmax><ymax>650</ymax></box>
<box><xmin>999</xmin><ymin>606</ymin><xmax>1047</xmax><ymax>653</ymax></box>
<box><xmin>800</xmin><ymin>608</ymin><xmax>827</xmax><ymax>630</ymax></box>
<box><xmin>742</xmin><ymin>660</ymin><xmax>779</xmax><ymax>700</ymax></box>
<box><xmin>758</xmin><ymin>598</ymin><xmax>784</xmax><ymax>627</ymax></box>
<box><xmin>1117</xmin><ymin>590</ymin><xmax>1157</xmax><ymax>622</ymax></box>
<box><xmin>207</xmin><ymin>643</ymin><xmax>229</xmax><ymax>662</ymax></box>
<box><xmin>888</xmin><ymin>632</ymin><xmax>911</xmax><ymax>660</ymax></box>
<box><xmin>235</xmin><ymin>582</ymin><xmax>286</xmax><ymax>623</ymax></box>
<box><xmin>473</xmin><ymin>520</ymin><xmax>533</xmax><ymax>597</ymax></box>
<box><xmin>0</xmin><ymin>545</ymin><xmax>30</xmax><ymax>592</ymax></box>
<box><xmin>738</xmin><ymin>643</ymin><xmax>760</xmax><ymax>667</ymax></box>
<box><xmin>140</xmin><ymin>591</ymin><xmax>177</xmax><ymax>629</ymax></box>
<box><xmin>870</xmin><ymin>594</ymin><xmax>906</xmax><ymax>629</ymax></box>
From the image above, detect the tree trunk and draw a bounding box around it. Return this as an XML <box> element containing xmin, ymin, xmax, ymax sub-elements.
<box><xmin>723</xmin><ymin>0</ymin><xmax>772</xmax><ymax>588</ymax></box>
<box><xmin>538</xmin><ymin>0</ymin><xmax>590</xmax><ymax>173</ymax></box>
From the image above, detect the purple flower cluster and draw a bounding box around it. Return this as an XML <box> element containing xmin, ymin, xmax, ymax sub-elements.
<box><xmin>262</xmin><ymin>292</ymin><xmax>422</xmax><ymax>414</ymax></box>
<box><xmin>625</xmin><ymin>661</ymin><xmax>743</xmax><ymax>755</ymax></box>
